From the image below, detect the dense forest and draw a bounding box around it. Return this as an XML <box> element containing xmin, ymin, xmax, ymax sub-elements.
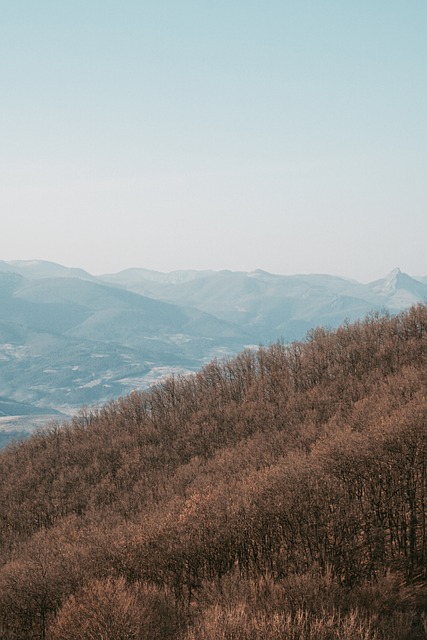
<box><xmin>0</xmin><ymin>305</ymin><xmax>426</xmax><ymax>639</ymax></box>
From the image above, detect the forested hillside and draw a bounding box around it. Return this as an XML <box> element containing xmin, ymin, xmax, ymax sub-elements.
<box><xmin>0</xmin><ymin>305</ymin><xmax>426</xmax><ymax>639</ymax></box>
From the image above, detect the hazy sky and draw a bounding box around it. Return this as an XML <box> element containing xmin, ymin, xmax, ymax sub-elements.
<box><xmin>1</xmin><ymin>1</ymin><xmax>426</xmax><ymax>282</ymax></box>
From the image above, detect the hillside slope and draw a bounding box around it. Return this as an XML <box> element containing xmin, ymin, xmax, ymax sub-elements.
<box><xmin>0</xmin><ymin>305</ymin><xmax>426</xmax><ymax>639</ymax></box>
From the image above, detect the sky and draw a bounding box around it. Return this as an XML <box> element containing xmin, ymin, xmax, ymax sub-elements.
<box><xmin>1</xmin><ymin>1</ymin><xmax>426</xmax><ymax>282</ymax></box>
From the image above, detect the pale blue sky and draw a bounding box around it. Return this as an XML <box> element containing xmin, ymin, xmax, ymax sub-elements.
<box><xmin>1</xmin><ymin>1</ymin><xmax>426</xmax><ymax>281</ymax></box>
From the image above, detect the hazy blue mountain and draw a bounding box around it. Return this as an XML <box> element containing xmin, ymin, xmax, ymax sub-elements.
<box><xmin>0</xmin><ymin>259</ymin><xmax>95</xmax><ymax>281</ymax></box>
<box><xmin>12</xmin><ymin>274</ymin><xmax>251</xmax><ymax>345</ymax></box>
<box><xmin>0</xmin><ymin>265</ymin><xmax>254</xmax><ymax>421</ymax></box>
<box><xmin>102</xmin><ymin>267</ymin><xmax>215</xmax><ymax>289</ymax></box>
<box><xmin>102</xmin><ymin>267</ymin><xmax>427</xmax><ymax>342</ymax></box>
<box><xmin>367</xmin><ymin>268</ymin><xmax>427</xmax><ymax>309</ymax></box>
<box><xmin>1</xmin><ymin>260</ymin><xmax>426</xmax><ymax>432</ymax></box>
<box><xmin>101</xmin><ymin>269</ymin><xmax>359</xmax><ymax>340</ymax></box>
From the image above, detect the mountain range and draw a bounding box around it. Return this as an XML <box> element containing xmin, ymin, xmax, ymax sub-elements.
<box><xmin>0</xmin><ymin>260</ymin><xmax>426</xmax><ymax>440</ymax></box>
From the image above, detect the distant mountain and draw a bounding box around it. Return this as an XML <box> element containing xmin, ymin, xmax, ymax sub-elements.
<box><xmin>368</xmin><ymin>268</ymin><xmax>427</xmax><ymax>309</ymax></box>
<box><xmin>0</xmin><ymin>259</ymin><xmax>95</xmax><ymax>281</ymax></box>
<box><xmin>0</xmin><ymin>264</ymin><xmax>253</xmax><ymax>419</ymax></box>
<box><xmin>1</xmin><ymin>260</ymin><xmax>426</xmax><ymax>423</ymax></box>
<box><xmin>101</xmin><ymin>266</ymin><xmax>427</xmax><ymax>342</ymax></box>
<box><xmin>102</xmin><ymin>267</ymin><xmax>215</xmax><ymax>288</ymax></box>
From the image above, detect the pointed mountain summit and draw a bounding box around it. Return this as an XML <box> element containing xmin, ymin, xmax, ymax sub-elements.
<box><xmin>382</xmin><ymin>267</ymin><xmax>403</xmax><ymax>293</ymax></box>
<box><xmin>369</xmin><ymin>268</ymin><xmax>427</xmax><ymax>308</ymax></box>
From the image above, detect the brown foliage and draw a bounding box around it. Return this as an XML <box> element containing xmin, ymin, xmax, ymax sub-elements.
<box><xmin>0</xmin><ymin>305</ymin><xmax>426</xmax><ymax>639</ymax></box>
<box><xmin>48</xmin><ymin>577</ymin><xmax>180</xmax><ymax>640</ymax></box>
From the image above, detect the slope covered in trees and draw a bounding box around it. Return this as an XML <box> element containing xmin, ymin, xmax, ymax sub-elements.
<box><xmin>0</xmin><ymin>305</ymin><xmax>426</xmax><ymax>639</ymax></box>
